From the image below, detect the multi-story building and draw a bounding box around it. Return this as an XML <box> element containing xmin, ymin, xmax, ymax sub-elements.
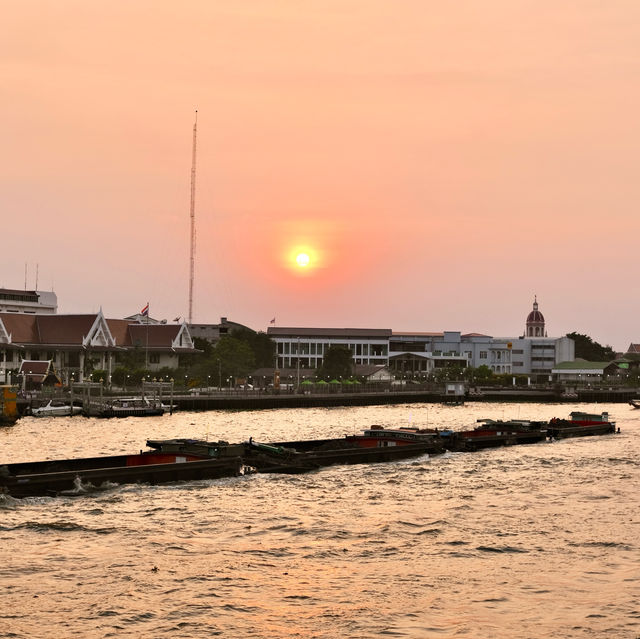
<box><xmin>267</xmin><ymin>327</ymin><xmax>392</xmax><ymax>370</ymax></box>
<box><xmin>389</xmin><ymin>299</ymin><xmax>573</xmax><ymax>379</ymax></box>
<box><xmin>267</xmin><ymin>299</ymin><xmax>574</xmax><ymax>381</ymax></box>
<box><xmin>0</xmin><ymin>288</ymin><xmax>57</xmax><ymax>314</ymax></box>
<box><xmin>188</xmin><ymin>317</ymin><xmax>254</xmax><ymax>344</ymax></box>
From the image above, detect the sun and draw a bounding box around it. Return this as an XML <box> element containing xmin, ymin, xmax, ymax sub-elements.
<box><xmin>295</xmin><ymin>252</ymin><xmax>310</xmax><ymax>268</ymax></box>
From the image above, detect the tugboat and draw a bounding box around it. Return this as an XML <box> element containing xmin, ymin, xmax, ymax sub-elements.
<box><xmin>547</xmin><ymin>411</ymin><xmax>616</xmax><ymax>439</ymax></box>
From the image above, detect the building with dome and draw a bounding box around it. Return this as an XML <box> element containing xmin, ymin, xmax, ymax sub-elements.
<box><xmin>525</xmin><ymin>296</ymin><xmax>546</xmax><ymax>337</ymax></box>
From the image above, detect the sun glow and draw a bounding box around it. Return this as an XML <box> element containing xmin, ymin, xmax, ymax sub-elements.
<box><xmin>296</xmin><ymin>252</ymin><xmax>310</xmax><ymax>267</ymax></box>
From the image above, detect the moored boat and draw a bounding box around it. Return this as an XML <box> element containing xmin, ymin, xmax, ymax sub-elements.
<box><xmin>547</xmin><ymin>411</ymin><xmax>616</xmax><ymax>438</ymax></box>
<box><xmin>0</xmin><ymin>441</ymin><xmax>244</xmax><ymax>498</ymax></box>
<box><xmin>629</xmin><ymin>399</ymin><xmax>640</xmax><ymax>409</ymax></box>
<box><xmin>91</xmin><ymin>396</ymin><xmax>165</xmax><ymax>418</ymax></box>
<box><xmin>30</xmin><ymin>399</ymin><xmax>83</xmax><ymax>418</ymax></box>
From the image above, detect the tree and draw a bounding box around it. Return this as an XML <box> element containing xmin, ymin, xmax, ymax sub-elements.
<box><xmin>316</xmin><ymin>346</ymin><xmax>354</xmax><ymax>380</ymax></box>
<box><xmin>231</xmin><ymin>328</ymin><xmax>276</xmax><ymax>367</ymax></box>
<box><xmin>191</xmin><ymin>336</ymin><xmax>256</xmax><ymax>384</ymax></box>
<box><xmin>566</xmin><ymin>332</ymin><xmax>616</xmax><ymax>361</ymax></box>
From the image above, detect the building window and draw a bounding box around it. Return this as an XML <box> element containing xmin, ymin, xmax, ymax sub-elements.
<box><xmin>149</xmin><ymin>354</ymin><xmax>160</xmax><ymax>364</ymax></box>
<box><xmin>480</xmin><ymin>351</ymin><xmax>487</xmax><ymax>359</ymax></box>
<box><xmin>513</xmin><ymin>362</ymin><xmax>523</xmax><ymax>367</ymax></box>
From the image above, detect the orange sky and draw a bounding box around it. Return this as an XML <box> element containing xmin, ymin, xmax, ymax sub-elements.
<box><xmin>2</xmin><ymin>2</ymin><xmax>639</xmax><ymax>349</ymax></box>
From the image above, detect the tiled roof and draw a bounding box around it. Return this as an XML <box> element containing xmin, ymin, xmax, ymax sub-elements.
<box><xmin>1</xmin><ymin>314</ymin><xmax>189</xmax><ymax>350</ymax></box>
<box><xmin>355</xmin><ymin>364</ymin><xmax>390</xmax><ymax>376</ymax></box>
<box><xmin>392</xmin><ymin>332</ymin><xmax>444</xmax><ymax>337</ymax></box>
<box><xmin>0</xmin><ymin>313</ymin><xmax>39</xmax><ymax>342</ymax></box>
<box><xmin>267</xmin><ymin>327</ymin><xmax>392</xmax><ymax>338</ymax></box>
<box><xmin>129</xmin><ymin>324</ymin><xmax>181</xmax><ymax>348</ymax></box>
<box><xmin>36</xmin><ymin>314</ymin><xmax>97</xmax><ymax>344</ymax></box>
<box><xmin>18</xmin><ymin>360</ymin><xmax>50</xmax><ymax>375</ymax></box>
<box><xmin>627</xmin><ymin>343</ymin><xmax>640</xmax><ymax>354</ymax></box>
<box><xmin>105</xmin><ymin>319</ymin><xmax>132</xmax><ymax>346</ymax></box>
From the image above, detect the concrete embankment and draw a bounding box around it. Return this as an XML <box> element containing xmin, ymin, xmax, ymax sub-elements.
<box><xmin>169</xmin><ymin>388</ymin><xmax>637</xmax><ymax>411</ymax></box>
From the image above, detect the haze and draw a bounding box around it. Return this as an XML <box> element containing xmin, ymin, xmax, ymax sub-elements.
<box><xmin>2</xmin><ymin>1</ymin><xmax>639</xmax><ymax>350</ymax></box>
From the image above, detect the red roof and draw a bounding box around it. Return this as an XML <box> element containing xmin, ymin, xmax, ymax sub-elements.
<box><xmin>128</xmin><ymin>324</ymin><xmax>181</xmax><ymax>348</ymax></box>
<box><xmin>0</xmin><ymin>313</ymin><xmax>39</xmax><ymax>342</ymax></box>
<box><xmin>36</xmin><ymin>315</ymin><xmax>98</xmax><ymax>344</ymax></box>
<box><xmin>18</xmin><ymin>360</ymin><xmax>50</xmax><ymax>375</ymax></box>
<box><xmin>1</xmin><ymin>314</ymin><xmax>190</xmax><ymax>350</ymax></box>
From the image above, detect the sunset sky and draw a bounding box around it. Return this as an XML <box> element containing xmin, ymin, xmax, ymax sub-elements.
<box><xmin>2</xmin><ymin>2</ymin><xmax>639</xmax><ymax>350</ymax></box>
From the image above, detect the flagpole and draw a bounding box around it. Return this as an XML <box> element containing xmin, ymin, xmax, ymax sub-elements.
<box><xmin>145</xmin><ymin>302</ymin><xmax>149</xmax><ymax>370</ymax></box>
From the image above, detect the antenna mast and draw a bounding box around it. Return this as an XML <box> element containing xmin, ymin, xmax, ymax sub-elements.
<box><xmin>188</xmin><ymin>110</ymin><xmax>198</xmax><ymax>324</ymax></box>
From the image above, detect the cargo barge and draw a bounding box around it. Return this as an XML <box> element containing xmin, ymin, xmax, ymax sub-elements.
<box><xmin>0</xmin><ymin>413</ymin><xmax>619</xmax><ymax>498</ymax></box>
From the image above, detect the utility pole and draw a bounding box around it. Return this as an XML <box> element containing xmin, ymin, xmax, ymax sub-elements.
<box><xmin>188</xmin><ymin>110</ymin><xmax>198</xmax><ymax>324</ymax></box>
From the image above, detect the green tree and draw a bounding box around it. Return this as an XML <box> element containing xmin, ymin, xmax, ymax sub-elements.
<box><xmin>188</xmin><ymin>336</ymin><xmax>256</xmax><ymax>385</ymax></box>
<box><xmin>566</xmin><ymin>332</ymin><xmax>616</xmax><ymax>361</ymax></box>
<box><xmin>316</xmin><ymin>346</ymin><xmax>354</xmax><ymax>380</ymax></box>
<box><xmin>231</xmin><ymin>328</ymin><xmax>276</xmax><ymax>367</ymax></box>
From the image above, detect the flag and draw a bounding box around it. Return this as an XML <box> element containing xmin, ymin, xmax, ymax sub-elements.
<box><xmin>141</xmin><ymin>303</ymin><xmax>149</xmax><ymax>317</ymax></box>
<box><xmin>270</xmin><ymin>317</ymin><xmax>276</xmax><ymax>324</ymax></box>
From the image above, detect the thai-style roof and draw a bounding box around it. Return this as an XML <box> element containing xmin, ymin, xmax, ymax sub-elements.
<box><xmin>36</xmin><ymin>314</ymin><xmax>98</xmax><ymax>344</ymax></box>
<box><xmin>0</xmin><ymin>312</ymin><xmax>194</xmax><ymax>351</ymax></box>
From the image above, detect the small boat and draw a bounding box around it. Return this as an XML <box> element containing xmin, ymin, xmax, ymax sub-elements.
<box><xmin>451</xmin><ymin>419</ymin><xmax>548</xmax><ymax>451</ymax></box>
<box><xmin>0</xmin><ymin>441</ymin><xmax>244</xmax><ymax>498</ymax></box>
<box><xmin>629</xmin><ymin>399</ymin><xmax>640</xmax><ymax>409</ymax></box>
<box><xmin>92</xmin><ymin>397</ymin><xmax>165</xmax><ymax>418</ymax></box>
<box><xmin>30</xmin><ymin>399</ymin><xmax>83</xmax><ymax>418</ymax></box>
<box><xmin>547</xmin><ymin>411</ymin><xmax>616</xmax><ymax>438</ymax></box>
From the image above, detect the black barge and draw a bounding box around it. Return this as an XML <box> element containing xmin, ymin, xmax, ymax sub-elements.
<box><xmin>0</xmin><ymin>443</ymin><xmax>244</xmax><ymax>498</ymax></box>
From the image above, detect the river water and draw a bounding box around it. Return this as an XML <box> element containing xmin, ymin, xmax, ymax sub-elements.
<box><xmin>0</xmin><ymin>402</ymin><xmax>638</xmax><ymax>639</ymax></box>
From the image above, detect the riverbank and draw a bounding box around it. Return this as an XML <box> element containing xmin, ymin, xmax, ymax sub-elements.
<box><xmin>13</xmin><ymin>386</ymin><xmax>637</xmax><ymax>416</ymax></box>
<box><xmin>163</xmin><ymin>387</ymin><xmax>637</xmax><ymax>411</ymax></box>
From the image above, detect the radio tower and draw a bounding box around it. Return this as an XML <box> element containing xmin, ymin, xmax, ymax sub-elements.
<box><xmin>188</xmin><ymin>110</ymin><xmax>198</xmax><ymax>324</ymax></box>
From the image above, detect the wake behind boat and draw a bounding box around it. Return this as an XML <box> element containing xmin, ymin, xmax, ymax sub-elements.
<box><xmin>0</xmin><ymin>440</ymin><xmax>244</xmax><ymax>498</ymax></box>
<box><xmin>0</xmin><ymin>415</ymin><xmax>620</xmax><ymax>498</ymax></box>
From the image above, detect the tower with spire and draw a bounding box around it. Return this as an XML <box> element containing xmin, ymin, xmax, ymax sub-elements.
<box><xmin>526</xmin><ymin>296</ymin><xmax>546</xmax><ymax>337</ymax></box>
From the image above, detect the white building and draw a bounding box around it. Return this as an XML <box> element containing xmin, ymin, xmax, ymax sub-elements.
<box><xmin>0</xmin><ymin>288</ymin><xmax>57</xmax><ymax>314</ymax></box>
<box><xmin>268</xmin><ymin>298</ymin><xmax>574</xmax><ymax>380</ymax></box>
<box><xmin>267</xmin><ymin>327</ymin><xmax>392</xmax><ymax>370</ymax></box>
<box><xmin>389</xmin><ymin>299</ymin><xmax>573</xmax><ymax>379</ymax></box>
